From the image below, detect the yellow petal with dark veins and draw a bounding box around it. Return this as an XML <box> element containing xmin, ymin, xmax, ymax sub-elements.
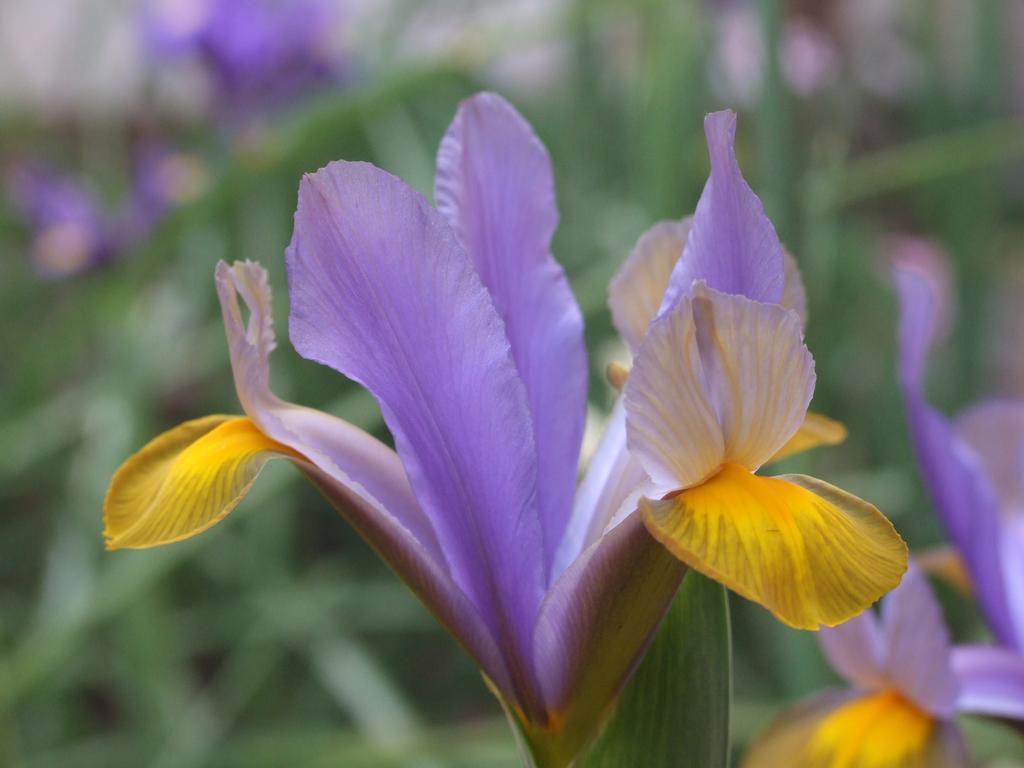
<box><xmin>641</xmin><ymin>463</ymin><xmax>907</xmax><ymax>630</ymax></box>
<box><xmin>768</xmin><ymin>412</ymin><xmax>848</xmax><ymax>464</ymax></box>
<box><xmin>104</xmin><ymin>415</ymin><xmax>301</xmax><ymax>550</ymax></box>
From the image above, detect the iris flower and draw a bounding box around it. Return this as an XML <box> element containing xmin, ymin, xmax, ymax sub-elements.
<box><xmin>104</xmin><ymin>95</ymin><xmax>905</xmax><ymax>764</ymax></box>
<box><xmin>894</xmin><ymin>248</ymin><xmax>1024</xmax><ymax>720</ymax></box>
<box><xmin>141</xmin><ymin>0</ymin><xmax>343</xmax><ymax>122</ymax></box>
<box><xmin>608</xmin><ymin>111</ymin><xmax>907</xmax><ymax>631</ymax></box>
<box><xmin>743</xmin><ymin>563</ymin><xmax>1017</xmax><ymax>767</ymax></box>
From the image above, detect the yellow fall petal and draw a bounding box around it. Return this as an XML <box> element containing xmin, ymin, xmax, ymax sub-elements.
<box><xmin>743</xmin><ymin>690</ymin><xmax>951</xmax><ymax>768</ymax></box>
<box><xmin>104</xmin><ymin>415</ymin><xmax>301</xmax><ymax>550</ymax></box>
<box><xmin>807</xmin><ymin>690</ymin><xmax>934</xmax><ymax>768</ymax></box>
<box><xmin>769</xmin><ymin>412</ymin><xmax>848</xmax><ymax>464</ymax></box>
<box><xmin>641</xmin><ymin>464</ymin><xmax>907</xmax><ymax>630</ymax></box>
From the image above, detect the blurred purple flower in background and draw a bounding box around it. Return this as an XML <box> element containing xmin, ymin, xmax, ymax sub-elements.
<box><xmin>710</xmin><ymin>2</ymin><xmax>838</xmax><ymax>106</ymax></box>
<box><xmin>141</xmin><ymin>0</ymin><xmax>345</xmax><ymax>122</ymax></box>
<box><xmin>9</xmin><ymin>163</ymin><xmax>117</xmax><ymax>278</ymax></box>
<box><xmin>9</xmin><ymin>147</ymin><xmax>206</xmax><ymax>278</ymax></box>
<box><xmin>123</xmin><ymin>144</ymin><xmax>208</xmax><ymax>242</ymax></box>
<box><xmin>745</xmin><ymin>564</ymin><xmax>1024</xmax><ymax>766</ymax></box>
<box><xmin>894</xmin><ymin>243</ymin><xmax>1024</xmax><ymax>720</ymax></box>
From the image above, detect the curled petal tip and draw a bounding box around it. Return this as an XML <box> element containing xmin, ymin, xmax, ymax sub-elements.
<box><xmin>703</xmin><ymin>109</ymin><xmax>739</xmax><ymax>165</ymax></box>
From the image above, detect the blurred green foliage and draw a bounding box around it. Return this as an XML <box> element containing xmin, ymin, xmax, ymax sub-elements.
<box><xmin>3</xmin><ymin>0</ymin><xmax>1024</xmax><ymax>765</ymax></box>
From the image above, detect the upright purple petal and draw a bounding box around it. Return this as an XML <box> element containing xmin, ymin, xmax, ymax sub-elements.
<box><xmin>951</xmin><ymin>645</ymin><xmax>1024</xmax><ymax>720</ymax></box>
<box><xmin>216</xmin><ymin>261</ymin><xmax>440</xmax><ymax>556</ymax></box>
<box><xmin>818</xmin><ymin>610</ymin><xmax>887</xmax><ymax>693</ymax></box>
<box><xmin>215</xmin><ymin>261</ymin><xmax>513</xmax><ymax>697</ymax></box>
<box><xmin>955</xmin><ymin>400</ymin><xmax>1024</xmax><ymax>515</ymax></box>
<box><xmin>435</xmin><ymin>93</ymin><xmax>588</xmax><ymax>579</ymax></box>
<box><xmin>893</xmin><ymin>257</ymin><xmax>1019</xmax><ymax>648</ymax></box>
<box><xmin>660</xmin><ymin>110</ymin><xmax>785</xmax><ymax>312</ymax></box>
<box><xmin>286</xmin><ymin>161</ymin><xmax>545</xmax><ymax>716</ymax></box>
<box><xmin>880</xmin><ymin>564</ymin><xmax>959</xmax><ymax>718</ymax></box>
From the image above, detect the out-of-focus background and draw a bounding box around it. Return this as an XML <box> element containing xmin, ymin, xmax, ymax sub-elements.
<box><xmin>3</xmin><ymin>0</ymin><xmax>1024</xmax><ymax>765</ymax></box>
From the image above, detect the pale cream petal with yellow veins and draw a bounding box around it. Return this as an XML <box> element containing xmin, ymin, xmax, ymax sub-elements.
<box><xmin>624</xmin><ymin>293</ymin><xmax>725</xmax><ymax>490</ymax></box>
<box><xmin>781</xmin><ymin>250</ymin><xmax>808</xmax><ymax>325</ymax></box>
<box><xmin>690</xmin><ymin>283</ymin><xmax>815</xmax><ymax>471</ymax></box>
<box><xmin>609</xmin><ymin>218</ymin><xmax>692</xmax><ymax>352</ymax></box>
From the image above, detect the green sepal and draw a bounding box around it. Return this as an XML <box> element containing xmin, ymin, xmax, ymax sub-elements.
<box><xmin>582</xmin><ymin>571</ymin><xmax>733</xmax><ymax>767</ymax></box>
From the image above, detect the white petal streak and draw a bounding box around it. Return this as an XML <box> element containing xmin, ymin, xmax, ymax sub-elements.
<box><xmin>553</xmin><ymin>399</ymin><xmax>648</xmax><ymax>577</ymax></box>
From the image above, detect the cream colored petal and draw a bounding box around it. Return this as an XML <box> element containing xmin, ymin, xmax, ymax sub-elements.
<box><xmin>782</xmin><ymin>250</ymin><xmax>808</xmax><ymax>325</ymax></box>
<box><xmin>624</xmin><ymin>294</ymin><xmax>725</xmax><ymax>489</ymax></box>
<box><xmin>608</xmin><ymin>218</ymin><xmax>692</xmax><ymax>351</ymax></box>
<box><xmin>691</xmin><ymin>283</ymin><xmax>815</xmax><ymax>471</ymax></box>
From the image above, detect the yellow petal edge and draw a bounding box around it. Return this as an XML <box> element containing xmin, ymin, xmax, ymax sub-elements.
<box><xmin>104</xmin><ymin>415</ymin><xmax>300</xmax><ymax>550</ymax></box>
<box><xmin>769</xmin><ymin>412</ymin><xmax>848</xmax><ymax>464</ymax></box>
<box><xmin>641</xmin><ymin>464</ymin><xmax>908</xmax><ymax>630</ymax></box>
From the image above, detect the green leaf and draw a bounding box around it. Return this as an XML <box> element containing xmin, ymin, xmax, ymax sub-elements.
<box><xmin>583</xmin><ymin>571</ymin><xmax>732</xmax><ymax>768</ymax></box>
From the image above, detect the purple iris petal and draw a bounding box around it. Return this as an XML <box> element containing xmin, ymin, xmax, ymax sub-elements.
<box><xmin>818</xmin><ymin>609</ymin><xmax>887</xmax><ymax>692</ymax></box>
<box><xmin>879</xmin><ymin>564</ymin><xmax>959</xmax><ymax>717</ymax></box>
<box><xmin>435</xmin><ymin>93</ymin><xmax>588</xmax><ymax>581</ymax></box>
<box><xmin>216</xmin><ymin>261</ymin><xmax>442</xmax><ymax>559</ymax></box>
<box><xmin>660</xmin><ymin>110</ymin><xmax>785</xmax><ymax>312</ymax></box>
<box><xmin>286</xmin><ymin>160</ymin><xmax>547</xmax><ymax>715</ymax></box>
<box><xmin>893</xmin><ymin>256</ymin><xmax>1020</xmax><ymax>649</ymax></box>
<box><xmin>955</xmin><ymin>401</ymin><xmax>1024</xmax><ymax>514</ymax></box>
<box><xmin>820</xmin><ymin>564</ymin><xmax>958</xmax><ymax>718</ymax></box>
<box><xmin>217</xmin><ymin>260</ymin><xmax>518</xmax><ymax>702</ymax></box>
<box><xmin>951</xmin><ymin>645</ymin><xmax>1024</xmax><ymax>720</ymax></box>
